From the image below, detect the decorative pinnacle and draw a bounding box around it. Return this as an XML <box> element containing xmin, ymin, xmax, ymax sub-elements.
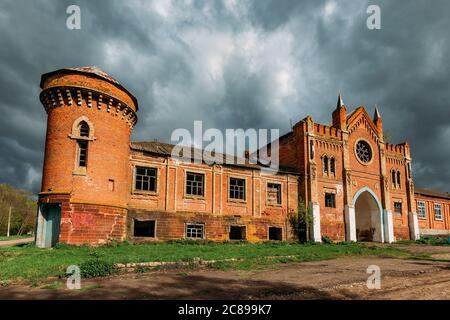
<box><xmin>337</xmin><ymin>92</ymin><xmax>344</xmax><ymax>108</ymax></box>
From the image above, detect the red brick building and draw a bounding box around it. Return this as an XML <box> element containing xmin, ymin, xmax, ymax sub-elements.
<box><xmin>35</xmin><ymin>67</ymin><xmax>450</xmax><ymax>247</ymax></box>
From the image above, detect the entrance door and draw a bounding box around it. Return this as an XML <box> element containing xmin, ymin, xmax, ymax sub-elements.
<box><xmin>354</xmin><ymin>191</ymin><xmax>383</xmax><ymax>242</ymax></box>
<box><xmin>41</xmin><ymin>204</ymin><xmax>61</xmax><ymax>248</ymax></box>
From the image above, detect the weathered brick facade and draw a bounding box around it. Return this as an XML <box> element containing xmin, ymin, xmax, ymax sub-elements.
<box><xmin>35</xmin><ymin>67</ymin><xmax>450</xmax><ymax>247</ymax></box>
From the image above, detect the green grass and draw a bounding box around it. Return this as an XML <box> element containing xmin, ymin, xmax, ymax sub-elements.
<box><xmin>0</xmin><ymin>241</ymin><xmax>408</xmax><ymax>284</ymax></box>
<box><xmin>396</xmin><ymin>236</ymin><xmax>450</xmax><ymax>246</ymax></box>
<box><xmin>0</xmin><ymin>235</ymin><xmax>32</xmax><ymax>241</ymax></box>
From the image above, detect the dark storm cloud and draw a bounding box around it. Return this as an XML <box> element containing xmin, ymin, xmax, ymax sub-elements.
<box><xmin>0</xmin><ymin>0</ymin><xmax>449</xmax><ymax>193</ymax></box>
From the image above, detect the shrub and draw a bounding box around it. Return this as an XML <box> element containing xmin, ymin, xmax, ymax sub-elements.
<box><xmin>321</xmin><ymin>235</ymin><xmax>334</xmax><ymax>244</ymax></box>
<box><xmin>79</xmin><ymin>259</ymin><xmax>115</xmax><ymax>278</ymax></box>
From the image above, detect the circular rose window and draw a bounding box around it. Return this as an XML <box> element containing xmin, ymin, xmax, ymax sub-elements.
<box><xmin>355</xmin><ymin>140</ymin><xmax>372</xmax><ymax>164</ymax></box>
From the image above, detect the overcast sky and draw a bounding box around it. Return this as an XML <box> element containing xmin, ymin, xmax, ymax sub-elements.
<box><xmin>0</xmin><ymin>0</ymin><xmax>449</xmax><ymax>194</ymax></box>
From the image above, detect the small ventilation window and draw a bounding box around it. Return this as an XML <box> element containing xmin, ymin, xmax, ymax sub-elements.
<box><xmin>133</xmin><ymin>220</ymin><xmax>155</xmax><ymax>237</ymax></box>
<box><xmin>229</xmin><ymin>226</ymin><xmax>246</xmax><ymax>240</ymax></box>
<box><xmin>268</xmin><ymin>227</ymin><xmax>282</xmax><ymax>241</ymax></box>
<box><xmin>186</xmin><ymin>224</ymin><xmax>204</xmax><ymax>239</ymax></box>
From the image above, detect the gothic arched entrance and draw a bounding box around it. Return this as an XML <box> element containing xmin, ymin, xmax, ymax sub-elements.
<box><xmin>353</xmin><ymin>188</ymin><xmax>384</xmax><ymax>242</ymax></box>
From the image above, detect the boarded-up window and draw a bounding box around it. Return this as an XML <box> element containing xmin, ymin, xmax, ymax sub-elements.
<box><xmin>267</xmin><ymin>183</ymin><xmax>282</xmax><ymax>205</ymax></box>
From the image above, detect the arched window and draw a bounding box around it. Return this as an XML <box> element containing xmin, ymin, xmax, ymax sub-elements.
<box><xmin>330</xmin><ymin>157</ymin><xmax>336</xmax><ymax>175</ymax></box>
<box><xmin>73</xmin><ymin>120</ymin><xmax>91</xmax><ymax>168</ymax></box>
<box><xmin>323</xmin><ymin>156</ymin><xmax>329</xmax><ymax>175</ymax></box>
<box><xmin>79</xmin><ymin>121</ymin><xmax>89</xmax><ymax>137</ymax></box>
<box><xmin>396</xmin><ymin>171</ymin><xmax>401</xmax><ymax>189</ymax></box>
<box><xmin>391</xmin><ymin>170</ymin><xmax>396</xmax><ymax>189</ymax></box>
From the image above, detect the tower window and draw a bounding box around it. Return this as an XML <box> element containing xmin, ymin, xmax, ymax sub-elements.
<box><xmin>78</xmin><ymin>140</ymin><xmax>88</xmax><ymax>167</ymax></box>
<box><xmin>135</xmin><ymin>167</ymin><xmax>157</xmax><ymax>192</ymax></box>
<box><xmin>323</xmin><ymin>156</ymin><xmax>329</xmax><ymax>175</ymax></box>
<box><xmin>325</xmin><ymin>193</ymin><xmax>336</xmax><ymax>208</ymax></box>
<box><xmin>79</xmin><ymin>121</ymin><xmax>90</xmax><ymax>137</ymax></box>
<box><xmin>229</xmin><ymin>177</ymin><xmax>246</xmax><ymax>201</ymax></box>
<box><xmin>396</xmin><ymin>171</ymin><xmax>401</xmax><ymax>189</ymax></box>
<box><xmin>330</xmin><ymin>157</ymin><xmax>336</xmax><ymax>175</ymax></box>
<box><xmin>391</xmin><ymin>170</ymin><xmax>396</xmax><ymax>189</ymax></box>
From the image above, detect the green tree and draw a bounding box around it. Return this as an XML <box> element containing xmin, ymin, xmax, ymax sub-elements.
<box><xmin>0</xmin><ymin>183</ymin><xmax>37</xmax><ymax>236</ymax></box>
<box><xmin>289</xmin><ymin>196</ymin><xmax>313</xmax><ymax>243</ymax></box>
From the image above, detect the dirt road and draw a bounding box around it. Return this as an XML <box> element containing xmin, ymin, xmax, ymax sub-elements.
<box><xmin>1</xmin><ymin>245</ymin><xmax>449</xmax><ymax>300</ymax></box>
<box><xmin>0</xmin><ymin>237</ymin><xmax>34</xmax><ymax>247</ymax></box>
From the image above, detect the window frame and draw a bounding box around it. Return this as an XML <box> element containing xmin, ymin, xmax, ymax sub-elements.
<box><xmin>185</xmin><ymin>171</ymin><xmax>205</xmax><ymax>198</ymax></box>
<box><xmin>434</xmin><ymin>203</ymin><xmax>443</xmax><ymax>221</ymax></box>
<box><xmin>185</xmin><ymin>223</ymin><xmax>205</xmax><ymax>239</ymax></box>
<box><xmin>417</xmin><ymin>201</ymin><xmax>427</xmax><ymax>219</ymax></box>
<box><xmin>394</xmin><ymin>201</ymin><xmax>402</xmax><ymax>215</ymax></box>
<box><xmin>133</xmin><ymin>166</ymin><xmax>158</xmax><ymax>193</ymax></box>
<box><xmin>324</xmin><ymin>192</ymin><xmax>336</xmax><ymax>208</ymax></box>
<box><xmin>228</xmin><ymin>176</ymin><xmax>246</xmax><ymax>202</ymax></box>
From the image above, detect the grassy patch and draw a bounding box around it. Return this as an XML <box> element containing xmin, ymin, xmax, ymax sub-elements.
<box><xmin>0</xmin><ymin>241</ymin><xmax>408</xmax><ymax>284</ymax></box>
<box><xmin>396</xmin><ymin>236</ymin><xmax>449</xmax><ymax>246</ymax></box>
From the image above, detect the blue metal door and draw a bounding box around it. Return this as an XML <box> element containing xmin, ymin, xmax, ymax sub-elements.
<box><xmin>42</xmin><ymin>204</ymin><xmax>61</xmax><ymax>248</ymax></box>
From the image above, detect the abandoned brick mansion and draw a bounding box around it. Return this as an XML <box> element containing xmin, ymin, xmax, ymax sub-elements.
<box><xmin>35</xmin><ymin>67</ymin><xmax>450</xmax><ymax>247</ymax></box>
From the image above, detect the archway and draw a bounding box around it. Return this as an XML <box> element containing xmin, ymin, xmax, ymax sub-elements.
<box><xmin>353</xmin><ymin>188</ymin><xmax>383</xmax><ymax>242</ymax></box>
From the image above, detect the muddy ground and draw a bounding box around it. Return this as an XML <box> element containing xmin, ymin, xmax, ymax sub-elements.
<box><xmin>0</xmin><ymin>244</ymin><xmax>449</xmax><ymax>300</ymax></box>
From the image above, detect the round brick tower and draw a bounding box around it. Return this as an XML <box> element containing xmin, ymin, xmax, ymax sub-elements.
<box><xmin>36</xmin><ymin>67</ymin><xmax>138</xmax><ymax>247</ymax></box>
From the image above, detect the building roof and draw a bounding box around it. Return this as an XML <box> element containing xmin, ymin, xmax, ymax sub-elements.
<box><xmin>415</xmin><ymin>188</ymin><xmax>450</xmax><ymax>200</ymax></box>
<box><xmin>40</xmin><ymin>66</ymin><xmax>139</xmax><ymax>110</ymax></box>
<box><xmin>131</xmin><ymin>141</ymin><xmax>300</xmax><ymax>175</ymax></box>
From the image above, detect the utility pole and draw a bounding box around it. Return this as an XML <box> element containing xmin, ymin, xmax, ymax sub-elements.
<box><xmin>7</xmin><ymin>206</ymin><xmax>12</xmax><ymax>237</ymax></box>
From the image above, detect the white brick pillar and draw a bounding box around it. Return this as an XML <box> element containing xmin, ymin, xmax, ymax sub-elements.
<box><xmin>345</xmin><ymin>204</ymin><xmax>357</xmax><ymax>242</ymax></box>
<box><xmin>383</xmin><ymin>209</ymin><xmax>395</xmax><ymax>243</ymax></box>
<box><xmin>408</xmin><ymin>212</ymin><xmax>420</xmax><ymax>240</ymax></box>
<box><xmin>310</xmin><ymin>202</ymin><xmax>321</xmax><ymax>242</ymax></box>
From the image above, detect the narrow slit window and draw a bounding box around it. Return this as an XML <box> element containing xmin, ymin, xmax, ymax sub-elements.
<box><xmin>396</xmin><ymin>171</ymin><xmax>401</xmax><ymax>189</ymax></box>
<box><xmin>391</xmin><ymin>171</ymin><xmax>396</xmax><ymax>189</ymax></box>
<box><xmin>78</xmin><ymin>140</ymin><xmax>88</xmax><ymax>167</ymax></box>
<box><xmin>330</xmin><ymin>157</ymin><xmax>336</xmax><ymax>175</ymax></box>
<box><xmin>323</xmin><ymin>156</ymin><xmax>329</xmax><ymax>175</ymax></box>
